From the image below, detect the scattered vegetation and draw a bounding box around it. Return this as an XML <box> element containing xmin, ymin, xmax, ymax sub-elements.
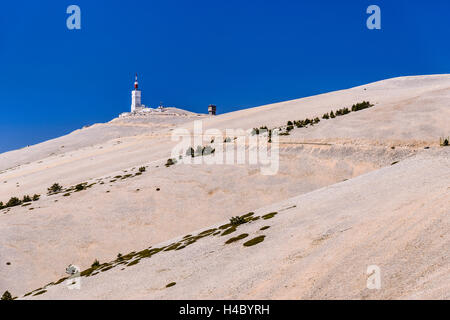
<box><xmin>1</xmin><ymin>193</ymin><xmax>41</xmax><ymax>210</ymax></box>
<box><xmin>164</xmin><ymin>243</ymin><xmax>183</xmax><ymax>251</ymax></box>
<box><xmin>91</xmin><ymin>259</ymin><xmax>100</xmax><ymax>268</ymax></box>
<box><xmin>262</xmin><ymin>212</ymin><xmax>278</xmax><ymax>220</ymax></box>
<box><xmin>221</xmin><ymin>226</ymin><xmax>237</xmax><ymax>236</ymax></box>
<box><xmin>165</xmin><ymin>158</ymin><xmax>177</xmax><ymax>167</ymax></box>
<box><xmin>1</xmin><ymin>291</ymin><xmax>13</xmax><ymax>300</ymax></box>
<box><xmin>6</xmin><ymin>197</ymin><xmax>21</xmax><ymax>208</ymax></box>
<box><xmin>24</xmin><ymin>208</ymin><xmax>279</xmax><ymax>296</ymax></box>
<box><xmin>230</xmin><ymin>216</ymin><xmax>246</xmax><ymax>226</ymax></box>
<box><xmin>351</xmin><ymin>101</ymin><xmax>373</xmax><ymax>112</ymax></box>
<box><xmin>75</xmin><ymin>183</ymin><xmax>85</xmax><ymax>191</ymax></box>
<box><xmin>251</xmin><ymin>101</ymin><xmax>373</xmax><ymax>142</ymax></box>
<box><xmin>127</xmin><ymin>259</ymin><xmax>140</xmax><ymax>267</ymax></box>
<box><xmin>186</xmin><ymin>145</ymin><xmax>216</xmax><ymax>157</ymax></box>
<box><xmin>47</xmin><ymin>183</ymin><xmax>63</xmax><ymax>195</ymax></box>
<box><xmin>225</xmin><ymin>233</ymin><xmax>249</xmax><ymax>244</ymax></box>
<box><xmin>251</xmin><ymin>126</ymin><xmax>270</xmax><ymax>136</ymax></box>
<box><xmin>32</xmin><ymin>290</ymin><xmax>47</xmax><ymax>296</ymax></box>
<box><xmin>243</xmin><ymin>235</ymin><xmax>266</xmax><ymax>247</ymax></box>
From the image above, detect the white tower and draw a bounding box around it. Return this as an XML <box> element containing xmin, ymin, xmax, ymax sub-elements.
<box><xmin>131</xmin><ymin>73</ymin><xmax>142</xmax><ymax>112</ymax></box>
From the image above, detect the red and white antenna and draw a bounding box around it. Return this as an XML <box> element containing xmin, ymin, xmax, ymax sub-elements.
<box><xmin>134</xmin><ymin>73</ymin><xmax>139</xmax><ymax>89</ymax></box>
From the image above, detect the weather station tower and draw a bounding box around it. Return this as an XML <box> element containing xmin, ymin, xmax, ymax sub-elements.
<box><xmin>131</xmin><ymin>74</ymin><xmax>142</xmax><ymax>112</ymax></box>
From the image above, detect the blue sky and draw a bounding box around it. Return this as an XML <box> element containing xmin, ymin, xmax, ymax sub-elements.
<box><xmin>0</xmin><ymin>0</ymin><xmax>449</xmax><ymax>153</ymax></box>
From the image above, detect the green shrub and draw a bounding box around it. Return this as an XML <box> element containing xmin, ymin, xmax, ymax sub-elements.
<box><xmin>230</xmin><ymin>216</ymin><xmax>246</xmax><ymax>226</ymax></box>
<box><xmin>91</xmin><ymin>259</ymin><xmax>100</xmax><ymax>268</ymax></box>
<box><xmin>6</xmin><ymin>197</ymin><xmax>21</xmax><ymax>208</ymax></box>
<box><xmin>1</xmin><ymin>291</ymin><xmax>13</xmax><ymax>300</ymax></box>
<box><xmin>262</xmin><ymin>212</ymin><xmax>278</xmax><ymax>220</ymax></box>
<box><xmin>351</xmin><ymin>101</ymin><xmax>373</xmax><ymax>112</ymax></box>
<box><xmin>243</xmin><ymin>235</ymin><xmax>266</xmax><ymax>247</ymax></box>
<box><xmin>47</xmin><ymin>183</ymin><xmax>62</xmax><ymax>195</ymax></box>
<box><xmin>294</xmin><ymin>120</ymin><xmax>303</xmax><ymax>128</ymax></box>
<box><xmin>33</xmin><ymin>290</ymin><xmax>47</xmax><ymax>296</ymax></box>
<box><xmin>165</xmin><ymin>158</ymin><xmax>177</xmax><ymax>167</ymax></box>
<box><xmin>225</xmin><ymin>233</ymin><xmax>249</xmax><ymax>244</ymax></box>
<box><xmin>221</xmin><ymin>226</ymin><xmax>237</xmax><ymax>236</ymax></box>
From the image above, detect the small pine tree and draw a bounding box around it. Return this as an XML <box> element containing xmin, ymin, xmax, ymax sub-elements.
<box><xmin>330</xmin><ymin>111</ymin><xmax>335</xmax><ymax>118</ymax></box>
<box><xmin>165</xmin><ymin>158</ymin><xmax>177</xmax><ymax>167</ymax></box>
<box><xmin>91</xmin><ymin>259</ymin><xmax>100</xmax><ymax>268</ymax></box>
<box><xmin>322</xmin><ymin>113</ymin><xmax>329</xmax><ymax>119</ymax></box>
<box><xmin>1</xmin><ymin>290</ymin><xmax>13</xmax><ymax>300</ymax></box>
<box><xmin>139</xmin><ymin>167</ymin><xmax>146</xmax><ymax>173</ymax></box>
<box><xmin>251</xmin><ymin>128</ymin><xmax>260</xmax><ymax>136</ymax></box>
<box><xmin>32</xmin><ymin>194</ymin><xmax>40</xmax><ymax>201</ymax></box>
<box><xmin>6</xmin><ymin>197</ymin><xmax>21</xmax><ymax>208</ymax></box>
<box><xmin>22</xmin><ymin>195</ymin><xmax>32</xmax><ymax>203</ymax></box>
<box><xmin>230</xmin><ymin>216</ymin><xmax>246</xmax><ymax>226</ymax></box>
<box><xmin>47</xmin><ymin>183</ymin><xmax>62</xmax><ymax>195</ymax></box>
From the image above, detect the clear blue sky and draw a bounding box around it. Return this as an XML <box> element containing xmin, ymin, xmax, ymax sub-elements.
<box><xmin>1</xmin><ymin>0</ymin><xmax>449</xmax><ymax>153</ymax></box>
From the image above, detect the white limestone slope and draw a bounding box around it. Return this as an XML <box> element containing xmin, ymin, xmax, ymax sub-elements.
<box><xmin>1</xmin><ymin>74</ymin><xmax>449</xmax><ymax>299</ymax></box>
<box><xmin>23</xmin><ymin>148</ymin><xmax>450</xmax><ymax>300</ymax></box>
